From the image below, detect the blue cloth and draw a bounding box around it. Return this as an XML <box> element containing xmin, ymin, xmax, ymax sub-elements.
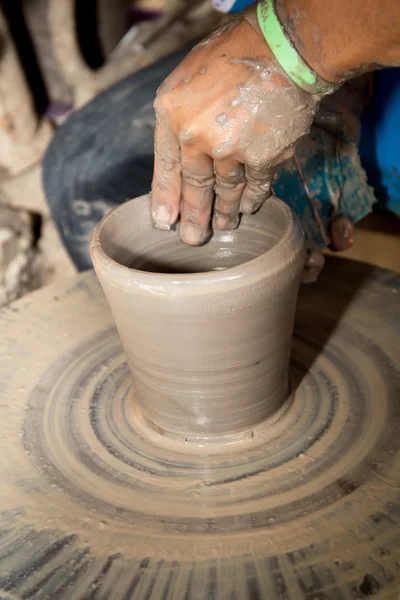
<box><xmin>359</xmin><ymin>69</ymin><xmax>400</xmax><ymax>216</ymax></box>
<box><xmin>274</xmin><ymin>126</ymin><xmax>376</xmax><ymax>249</ymax></box>
<box><xmin>213</xmin><ymin>0</ymin><xmax>253</xmax><ymax>13</ymax></box>
<box><xmin>212</xmin><ymin>0</ymin><xmax>253</xmax><ymax>13</ymax></box>
<box><xmin>274</xmin><ymin>70</ymin><xmax>400</xmax><ymax>248</ymax></box>
<box><xmin>213</xmin><ymin>1</ymin><xmax>400</xmax><ymax>219</ymax></box>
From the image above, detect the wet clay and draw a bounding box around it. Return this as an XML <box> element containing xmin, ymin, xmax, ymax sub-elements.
<box><xmin>0</xmin><ymin>258</ymin><xmax>399</xmax><ymax>598</ymax></box>
<box><xmin>151</xmin><ymin>15</ymin><xmax>318</xmax><ymax>244</ymax></box>
<box><xmin>91</xmin><ymin>194</ymin><xmax>305</xmax><ymax>440</ymax></box>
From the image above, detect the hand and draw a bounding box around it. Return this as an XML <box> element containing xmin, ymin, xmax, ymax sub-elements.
<box><xmin>151</xmin><ymin>10</ymin><xmax>319</xmax><ymax>245</ymax></box>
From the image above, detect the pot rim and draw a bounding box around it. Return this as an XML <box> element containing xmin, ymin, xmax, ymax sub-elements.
<box><xmin>90</xmin><ymin>194</ymin><xmax>305</xmax><ymax>287</ymax></box>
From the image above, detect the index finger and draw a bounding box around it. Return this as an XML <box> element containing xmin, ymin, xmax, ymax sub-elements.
<box><xmin>151</xmin><ymin>109</ymin><xmax>181</xmax><ymax>231</ymax></box>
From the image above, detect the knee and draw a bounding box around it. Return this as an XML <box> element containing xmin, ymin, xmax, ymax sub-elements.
<box><xmin>42</xmin><ymin>113</ymin><xmax>118</xmax><ymax>271</ymax></box>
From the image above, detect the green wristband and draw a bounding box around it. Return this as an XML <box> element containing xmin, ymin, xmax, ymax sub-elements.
<box><xmin>257</xmin><ymin>0</ymin><xmax>338</xmax><ymax>95</ymax></box>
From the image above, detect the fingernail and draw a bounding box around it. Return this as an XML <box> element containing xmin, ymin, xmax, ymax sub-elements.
<box><xmin>302</xmin><ymin>251</ymin><xmax>325</xmax><ymax>283</ymax></box>
<box><xmin>180</xmin><ymin>223</ymin><xmax>208</xmax><ymax>245</ymax></box>
<box><xmin>152</xmin><ymin>205</ymin><xmax>171</xmax><ymax>231</ymax></box>
<box><xmin>330</xmin><ymin>216</ymin><xmax>355</xmax><ymax>251</ymax></box>
<box><xmin>213</xmin><ymin>213</ymin><xmax>240</xmax><ymax>231</ymax></box>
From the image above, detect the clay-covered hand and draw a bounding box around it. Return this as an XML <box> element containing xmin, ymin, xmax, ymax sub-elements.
<box><xmin>151</xmin><ymin>11</ymin><xmax>319</xmax><ymax>245</ymax></box>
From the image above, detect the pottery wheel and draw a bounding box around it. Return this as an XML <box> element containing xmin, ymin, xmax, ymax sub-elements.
<box><xmin>0</xmin><ymin>258</ymin><xmax>399</xmax><ymax>599</ymax></box>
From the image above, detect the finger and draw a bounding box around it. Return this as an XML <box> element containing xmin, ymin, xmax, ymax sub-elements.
<box><xmin>240</xmin><ymin>164</ymin><xmax>274</xmax><ymax>215</ymax></box>
<box><xmin>151</xmin><ymin>112</ymin><xmax>181</xmax><ymax>230</ymax></box>
<box><xmin>213</xmin><ymin>159</ymin><xmax>246</xmax><ymax>230</ymax></box>
<box><xmin>302</xmin><ymin>250</ymin><xmax>325</xmax><ymax>283</ymax></box>
<box><xmin>179</xmin><ymin>150</ymin><xmax>214</xmax><ymax>245</ymax></box>
<box><xmin>329</xmin><ymin>216</ymin><xmax>355</xmax><ymax>251</ymax></box>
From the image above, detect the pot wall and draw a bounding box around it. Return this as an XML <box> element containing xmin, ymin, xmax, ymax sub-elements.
<box><xmin>91</xmin><ymin>194</ymin><xmax>305</xmax><ymax>440</ymax></box>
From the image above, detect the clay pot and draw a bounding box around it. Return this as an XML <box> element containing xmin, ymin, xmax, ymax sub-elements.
<box><xmin>91</xmin><ymin>194</ymin><xmax>305</xmax><ymax>441</ymax></box>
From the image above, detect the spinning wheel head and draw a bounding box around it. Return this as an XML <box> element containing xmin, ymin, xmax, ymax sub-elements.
<box><xmin>0</xmin><ymin>258</ymin><xmax>399</xmax><ymax>599</ymax></box>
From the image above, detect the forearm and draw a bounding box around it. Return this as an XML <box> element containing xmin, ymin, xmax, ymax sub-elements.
<box><xmin>277</xmin><ymin>0</ymin><xmax>400</xmax><ymax>82</ymax></box>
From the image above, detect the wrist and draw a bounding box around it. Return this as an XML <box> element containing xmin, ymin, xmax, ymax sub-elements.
<box><xmin>243</xmin><ymin>6</ymin><xmax>291</xmax><ymax>82</ymax></box>
<box><xmin>277</xmin><ymin>0</ymin><xmax>400</xmax><ymax>82</ymax></box>
<box><xmin>276</xmin><ymin>0</ymin><xmax>360</xmax><ymax>82</ymax></box>
<box><xmin>251</xmin><ymin>0</ymin><xmax>338</xmax><ymax>95</ymax></box>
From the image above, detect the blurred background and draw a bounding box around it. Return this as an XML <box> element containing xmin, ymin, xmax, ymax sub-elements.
<box><xmin>0</xmin><ymin>0</ymin><xmax>398</xmax><ymax>308</ymax></box>
<box><xmin>0</xmin><ymin>0</ymin><xmax>219</xmax><ymax>306</ymax></box>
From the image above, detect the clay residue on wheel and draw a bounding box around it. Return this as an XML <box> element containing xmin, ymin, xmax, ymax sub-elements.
<box><xmin>0</xmin><ymin>260</ymin><xmax>399</xmax><ymax>598</ymax></box>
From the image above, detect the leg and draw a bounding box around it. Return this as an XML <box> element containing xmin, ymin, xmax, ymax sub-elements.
<box><xmin>43</xmin><ymin>49</ymin><xmax>188</xmax><ymax>271</ymax></box>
